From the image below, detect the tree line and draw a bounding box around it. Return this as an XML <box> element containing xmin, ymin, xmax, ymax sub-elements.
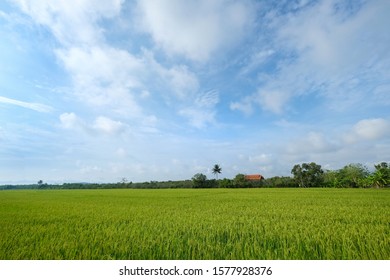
<box><xmin>1</xmin><ymin>162</ymin><xmax>389</xmax><ymax>190</ymax></box>
<box><xmin>192</xmin><ymin>162</ymin><xmax>390</xmax><ymax>189</ymax></box>
<box><xmin>292</xmin><ymin>162</ymin><xmax>390</xmax><ymax>188</ymax></box>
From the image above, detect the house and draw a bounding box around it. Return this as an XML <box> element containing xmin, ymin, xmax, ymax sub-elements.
<box><xmin>244</xmin><ymin>174</ymin><xmax>264</xmax><ymax>181</ymax></box>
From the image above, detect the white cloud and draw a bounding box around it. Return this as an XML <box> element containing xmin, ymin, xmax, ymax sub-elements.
<box><xmin>56</xmin><ymin>47</ymin><xmax>143</xmax><ymax>88</ymax></box>
<box><xmin>0</xmin><ymin>96</ymin><xmax>53</xmax><ymax>113</ymax></box>
<box><xmin>14</xmin><ymin>0</ymin><xmax>148</xmax><ymax>120</ymax></box>
<box><xmin>93</xmin><ymin>116</ymin><xmax>125</xmax><ymax>135</ymax></box>
<box><xmin>277</xmin><ymin>0</ymin><xmax>390</xmax><ymax>102</ymax></box>
<box><xmin>13</xmin><ymin>0</ymin><xmax>124</xmax><ymax>46</ymax></box>
<box><xmin>230</xmin><ymin>100</ymin><xmax>254</xmax><ymax>116</ymax></box>
<box><xmin>60</xmin><ymin>113</ymin><xmax>127</xmax><ymax>136</ymax></box>
<box><xmin>353</xmin><ymin>119</ymin><xmax>390</xmax><ymax>140</ymax></box>
<box><xmin>286</xmin><ymin>132</ymin><xmax>340</xmax><ymax>155</ymax></box>
<box><xmin>59</xmin><ymin>112</ymin><xmax>80</xmax><ymax>129</ymax></box>
<box><xmin>14</xmin><ymin>0</ymin><xmax>227</xmax><ymax>137</ymax></box>
<box><xmin>194</xmin><ymin>89</ymin><xmax>219</xmax><ymax>108</ymax></box>
<box><xmin>256</xmin><ymin>90</ymin><xmax>291</xmax><ymax>114</ymax></box>
<box><xmin>344</xmin><ymin>118</ymin><xmax>390</xmax><ymax>143</ymax></box>
<box><xmin>274</xmin><ymin>119</ymin><xmax>304</xmax><ymax>129</ymax></box>
<box><xmin>179</xmin><ymin>108</ymin><xmax>216</xmax><ymax>129</ymax></box>
<box><xmin>233</xmin><ymin>0</ymin><xmax>390</xmax><ymax>115</ymax></box>
<box><xmin>8</xmin><ymin>1</ymin><xmax>150</xmax><ymax>143</ymax></box>
<box><xmin>56</xmin><ymin>46</ymin><xmax>145</xmax><ymax>117</ymax></box>
<box><xmin>272</xmin><ymin>118</ymin><xmax>390</xmax><ymax>172</ymax></box>
<box><xmin>140</xmin><ymin>90</ymin><xmax>150</xmax><ymax>99</ymax></box>
<box><xmin>142</xmin><ymin>49</ymin><xmax>199</xmax><ymax>99</ymax></box>
<box><xmin>115</xmin><ymin>147</ymin><xmax>127</xmax><ymax>158</ymax></box>
<box><xmin>231</xmin><ymin>89</ymin><xmax>291</xmax><ymax>115</ymax></box>
<box><xmin>239</xmin><ymin>49</ymin><xmax>275</xmax><ymax>75</ymax></box>
<box><xmin>76</xmin><ymin>160</ymin><xmax>102</xmax><ymax>176</ymax></box>
<box><xmin>278</xmin><ymin>0</ymin><xmax>390</xmax><ymax>75</ymax></box>
<box><xmin>166</xmin><ymin>65</ymin><xmax>199</xmax><ymax>99</ymax></box>
<box><xmin>179</xmin><ymin>90</ymin><xmax>219</xmax><ymax>128</ymax></box>
<box><xmin>136</xmin><ymin>0</ymin><xmax>253</xmax><ymax>61</ymax></box>
<box><xmin>249</xmin><ymin>153</ymin><xmax>272</xmax><ymax>164</ymax></box>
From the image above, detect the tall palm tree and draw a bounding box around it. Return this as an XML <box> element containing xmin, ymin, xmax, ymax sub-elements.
<box><xmin>212</xmin><ymin>164</ymin><xmax>222</xmax><ymax>180</ymax></box>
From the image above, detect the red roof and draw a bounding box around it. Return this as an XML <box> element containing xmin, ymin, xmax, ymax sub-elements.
<box><xmin>244</xmin><ymin>174</ymin><xmax>264</xmax><ymax>181</ymax></box>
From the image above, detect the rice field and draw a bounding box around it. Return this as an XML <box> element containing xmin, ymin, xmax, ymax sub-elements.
<box><xmin>0</xmin><ymin>188</ymin><xmax>389</xmax><ymax>260</ymax></box>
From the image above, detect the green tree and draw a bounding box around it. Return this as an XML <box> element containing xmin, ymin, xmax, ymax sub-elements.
<box><xmin>233</xmin><ymin>174</ymin><xmax>250</xmax><ymax>188</ymax></box>
<box><xmin>338</xmin><ymin>163</ymin><xmax>369</xmax><ymax>188</ymax></box>
<box><xmin>37</xmin><ymin>180</ymin><xmax>47</xmax><ymax>189</ymax></box>
<box><xmin>370</xmin><ymin>162</ymin><xmax>390</xmax><ymax>188</ymax></box>
<box><xmin>212</xmin><ymin>164</ymin><xmax>222</xmax><ymax>179</ymax></box>
<box><xmin>265</xmin><ymin>176</ymin><xmax>298</xmax><ymax>188</ymax></box>
<box><xmin>323</xmin><ymin>170</ymin><xmax>341</xmax><ymax>188</ymax></box>
<box><xmin>219</xmin><ymin>178</ymin><xmax>233</xmax><ymax>188</ymax></box>
<box><xmin>291</xmin><ymin>162</ymin><xmax>324</xmax><ymax>188</ymax></box>
<box><xmin>192</xmin><ymin>173</ymin><xmax>207</xmax><ymax>188</ymax></box>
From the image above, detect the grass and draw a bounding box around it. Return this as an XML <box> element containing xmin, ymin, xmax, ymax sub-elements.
<box><xmin>0</xmin><ymin>188</ymin><xmax>389</xmax><ymax>259</ymax></box>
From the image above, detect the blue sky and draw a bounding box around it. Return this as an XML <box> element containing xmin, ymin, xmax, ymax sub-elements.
<box><xmin>0</xmin><ymin>0</ymin><xmax>389</xmax><ymax>184</ymax></box>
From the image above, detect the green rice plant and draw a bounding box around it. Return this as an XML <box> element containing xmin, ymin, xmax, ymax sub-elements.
<box><xmin>0</xmin><ymin>188</ymin><xmax>389</xmax><ymax>259</ymax></box>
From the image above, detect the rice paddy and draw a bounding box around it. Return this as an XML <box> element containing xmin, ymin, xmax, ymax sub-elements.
<box><xmin>0</xmin><ymin>188</ymin><xmax>389</xmax><ymax>259</ymax></box>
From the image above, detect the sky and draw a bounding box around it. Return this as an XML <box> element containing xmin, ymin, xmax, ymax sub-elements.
<box><xmin>0</xmin><ymin>0</ymin><xmax>389</xmax><ymax>184</ymax></box>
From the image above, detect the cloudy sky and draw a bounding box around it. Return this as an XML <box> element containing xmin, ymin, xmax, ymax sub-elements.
<box><xmin>0</xmin><ymin>0</ymin><xmax>389</xmax><ymax>184</ymax></box>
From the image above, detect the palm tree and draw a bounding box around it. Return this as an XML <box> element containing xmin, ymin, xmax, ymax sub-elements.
<box><xmin>212</xmin><ymin>164</ymin><xmax>222</xmax><ymax>180</ymax></box>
